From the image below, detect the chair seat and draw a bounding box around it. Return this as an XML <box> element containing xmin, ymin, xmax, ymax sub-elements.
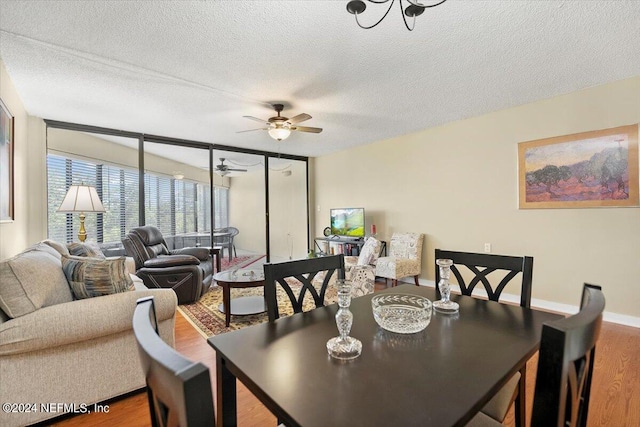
<box><xmin>481</xmin><ymin>372</ymin><xmax>521</xmax><ymax>422</ymax></box>
<box><xmin>466</xmin><ymin>411</ymin><xmax>502</xmax><ymax>427</ymax></box>
<box><xmin>375</xmin><ymin>256</ymin><xmax>421</xmax><ymax>280</ymax></box>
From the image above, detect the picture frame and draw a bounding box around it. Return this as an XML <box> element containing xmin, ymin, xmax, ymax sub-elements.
<box><xmin>518</xmin><ymin>124</ymin><xmax>639</xmax><ymax>209</ymax></box>
<box><xmin>0</xmin><ymin>98</ymin><xmax>14</xmax><ymax>222</ymax></box>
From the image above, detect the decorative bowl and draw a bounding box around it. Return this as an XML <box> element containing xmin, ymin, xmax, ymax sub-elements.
<box><xmin>371</xmin><ymin>293</ymin><xmax>433</xmax><ymax>334</ymax></box>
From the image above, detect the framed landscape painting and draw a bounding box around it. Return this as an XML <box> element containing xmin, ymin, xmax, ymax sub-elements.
<box><xmin>518</xmin><ymin>125</ymin><xmax>639</xmax><ymax>209</ymax></box>
<box><xmin>0</xmin><ymin>98</ymin><xmax>14</xmax><ymax>222</ymax></box>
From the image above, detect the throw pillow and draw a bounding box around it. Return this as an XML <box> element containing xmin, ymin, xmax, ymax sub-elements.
<box><xmin>67</xmin><ymin>241</ymin><xmax>106</xmax><ymax>259</ymax></box>
<box><xmin>357</xmin><ymin>237</ymin><xmax>381</xmax><ymax>266</ymax></box>
<box><xmin>61</xmin><ymin>255</ymin><xmax>134</xmax><ymax>299</ymax></box>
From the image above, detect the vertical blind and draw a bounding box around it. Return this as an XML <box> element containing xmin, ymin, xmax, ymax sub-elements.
<box><xmin>47</xmin><ymin>153</ymin><xmax>228</xmax><ymax>245</ymax></box>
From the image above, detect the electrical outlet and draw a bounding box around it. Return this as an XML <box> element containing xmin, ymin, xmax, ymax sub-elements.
<box><xmin>484</xmin><ymin>243</ymin><xmax>491</xmax><ymax>253</ymax></box>
<box><xmin>317</xmin><ymin>205</ymin><xmax>321</xmax><ymax>212</ymax></box>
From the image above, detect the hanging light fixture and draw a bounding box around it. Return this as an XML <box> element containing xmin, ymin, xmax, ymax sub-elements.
<box><xmin>268</xmin><ymin>125</ymin><xmax>291</xmax><ymax>142</ymax></box>
<box><xmin>346</xmin><ymin>0</ymin><xmax>448</xmax><ymax>31</ymax></box>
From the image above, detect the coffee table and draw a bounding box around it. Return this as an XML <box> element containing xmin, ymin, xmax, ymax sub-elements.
<box><xmin>213</xmin><ymin>269</ymin><xmax>266</xmax><ymax>327</ymax></box>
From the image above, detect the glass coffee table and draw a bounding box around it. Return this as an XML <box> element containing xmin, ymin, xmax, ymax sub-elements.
<box><xmin>213</xmin><ymin>269</ymin><xmax>266</xmax><ymax>327</ymax></box>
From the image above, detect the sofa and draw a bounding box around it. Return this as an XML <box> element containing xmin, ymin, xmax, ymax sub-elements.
<box><xmin>0</xmin><ymin>240</ymin><xmax>177</xmax><ymax>427</ymax></box>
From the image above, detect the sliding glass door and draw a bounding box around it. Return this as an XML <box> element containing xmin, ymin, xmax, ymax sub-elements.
<box><xmin>45</xmin><ymin>120</ymin><xmax>309</xmax><ymax>264</ymax></box>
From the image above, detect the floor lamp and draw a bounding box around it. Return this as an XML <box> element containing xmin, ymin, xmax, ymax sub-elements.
<box><xmin>57</xmin><ymin>184</ymin><xmax>106</xmax><ymax>242</ymax></box>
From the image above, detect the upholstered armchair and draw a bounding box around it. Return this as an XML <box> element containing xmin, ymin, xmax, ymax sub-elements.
<box><xmin>123</xmin><ymin>226</ymin><xmax>213</xmax><ymax>304</ymax></box>
<box><xmin>375</xmin><ymin>232</ymin><xmax>424</xmax><ymax>287</ymax></box>
<box><xmin>343</xmin><ymin>237</ymin><xmax>382</xmax><ymax>296</ymax></box>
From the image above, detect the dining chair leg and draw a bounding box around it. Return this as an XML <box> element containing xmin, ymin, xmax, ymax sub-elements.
<box><xmin>514</xmin><ymin>365</ymin><xmax>527</xmax><ymax>427</ymax></box>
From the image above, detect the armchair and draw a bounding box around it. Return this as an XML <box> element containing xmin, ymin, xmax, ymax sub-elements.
<box><xmin>375</xmin><ymin>232</ymin><xmax>424</xmax><ymax>287</ymax></box>
<box><xmin>343</xmin><ymin>237</ymin><xmax>383</xmax><ymax>296</ymax></box>
<box><xmin>123</xmin><ymin>226</ymin><xmax>213</xmax><ymax>304</ymax></box>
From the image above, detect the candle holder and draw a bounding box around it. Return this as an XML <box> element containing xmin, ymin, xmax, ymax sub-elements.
<box><xmin>433</xmin><ymin>259</ymin><xmax>459</xmax><ymax>313</ymax></box>
<box><xmin>327</xmin><ymin>279</ymin><xmax>362</xmax><ymax>360</ymax></box>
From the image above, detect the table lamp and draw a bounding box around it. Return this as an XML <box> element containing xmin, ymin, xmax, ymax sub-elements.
<box><xmin>57</xmin><ymin>184</ymin><xmax>106</xmax><ymax>242</ymax></box>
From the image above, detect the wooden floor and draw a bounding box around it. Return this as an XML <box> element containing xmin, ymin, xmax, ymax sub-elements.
<box><xmin>53</xmin><ymin>282</ymin><xmax>640</xmax><ymax>427</ymax></box>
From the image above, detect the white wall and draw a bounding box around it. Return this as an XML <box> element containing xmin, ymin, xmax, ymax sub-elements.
<box><xmin>313</xmin><ymin>77</ymin><xmax>640</xmax><ymax>321</ymax></box>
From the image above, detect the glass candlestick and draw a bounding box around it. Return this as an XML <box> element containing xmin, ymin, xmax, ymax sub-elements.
<box><xmin>327</xmin><ymin>280</ymin><xmax>362</xmax><ymax>360</ymax></box>
<box><xmin>433</xmin><ymin>259</ymin><xmax>459</xmax><ymax>313</ymax></box>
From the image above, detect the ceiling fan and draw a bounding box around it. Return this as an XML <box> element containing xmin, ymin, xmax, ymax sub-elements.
<box><xmin>215</xmin><ymin>158</ymin><xmax>247</xmax><ymax>176</ymax></box>
<box><xmin>238</xmin><ymin>104</ymin><xmax>323</xmax><ymax>141</ymax></box>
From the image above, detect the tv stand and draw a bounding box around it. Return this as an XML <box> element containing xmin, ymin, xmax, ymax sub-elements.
<box><xmin>314</xmin><ymin>237</ymin><xmax>386</xmax><ymax>257</ymax></box>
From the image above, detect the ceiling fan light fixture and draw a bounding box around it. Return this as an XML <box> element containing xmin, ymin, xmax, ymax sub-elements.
<box><xmin>216</xmin><ymin>170</ymin><xmax>230</xmax><ymax>177</ymax></box>
<box><xmin>268</xmin><ymin>127</ymin><xmax>291</xmax><ymax>141</ymax></box>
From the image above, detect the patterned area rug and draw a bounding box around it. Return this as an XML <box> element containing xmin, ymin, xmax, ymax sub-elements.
<box><xmin>178</xmin><ymin>274</ymin><xmax>337</xmax><ymax>338</ymax></box>
<box><xmin>218</xmin><ymin>254</ymin><xmax>265</xmax><ymax>271</ymax></box>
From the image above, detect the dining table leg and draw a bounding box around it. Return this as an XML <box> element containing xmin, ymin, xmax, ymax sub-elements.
<box><xmin>216</xmin><ymin>352</ymin><xmax>237</xmax><ymax>427</ymax></box>
<box><xmin>222</xmin><ymin>282</ymin><xmax>231</xmax><ymax>327</ymax></box>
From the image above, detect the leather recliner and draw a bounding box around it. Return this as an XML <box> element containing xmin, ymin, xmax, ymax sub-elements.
<box><xmin>123</xmin><ymin>226</ymin><xmax>213</xmax><ymax>304</ymax></box>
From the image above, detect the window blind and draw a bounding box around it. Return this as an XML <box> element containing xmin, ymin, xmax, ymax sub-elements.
<box><xmin>48</xmin><ymin>153</ymin><xmax>223</xmax><ymax>245</ymax></box>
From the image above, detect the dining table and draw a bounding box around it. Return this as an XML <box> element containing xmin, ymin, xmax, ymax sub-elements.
<box><xmin>207</xmin><ymin>284</ymin><xmax>562</xmax><ymax>427</ymax></box>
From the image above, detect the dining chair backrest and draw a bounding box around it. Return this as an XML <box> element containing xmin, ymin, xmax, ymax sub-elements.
<box><xmin>263</xmin><ymin>254</ymin><xmax>345</xmax><ymax>322</ymax></box>
<box><xmin>435</xmin><ymin>249</ymin><xmax>534</xmax><ymax>308</ymax></box>
<box><xmin>531</xmin><ymin>284</ymin><xmax>604</xmax><ymax>427</ymax></box>
<box><xmin>133</xmin><ymin>297</ymin><xmax>214</xmax><ymax>427</ymax></box>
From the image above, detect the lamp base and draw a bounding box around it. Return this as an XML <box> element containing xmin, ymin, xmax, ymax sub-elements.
<box><xmin>78</xmin><ymin>213</ymin><xmax>87</xmax><ymax>242</ymax></box>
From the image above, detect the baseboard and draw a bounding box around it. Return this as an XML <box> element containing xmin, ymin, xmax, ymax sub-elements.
<box><xmin>406</xmin><ymin>278</ymin><xmax>640</xmax><ymax>329</ymax></box>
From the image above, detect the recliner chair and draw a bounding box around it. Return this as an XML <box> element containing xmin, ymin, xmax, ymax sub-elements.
<box><xmin>123</xmin><ymin>226</ymin><xmax>213</xmax><ymax>304</ymax></box>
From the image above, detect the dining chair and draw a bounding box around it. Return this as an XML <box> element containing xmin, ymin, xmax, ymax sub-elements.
<box><xmin>213</xmin><ymin>227</ymin><xmax>238</xmax><ymax>261</ymax></box>
<box><xmin>468</xmin><ymin>283</ymin><xmax>605</xmax><ymax>427</ymax></box>
<box><xmin>133</xmin><ymin>296</ymin><xmax>214</xmax><ymax>427</ymax></box>
<box><xmin>435</xmin><ymin>249</ymin><xmax>533</xmax><ymax>427</ymax></box>
<box><xmin>376</xmin><ymin>232</ymin><xmax>424</xmax><ymax>287</ymax></box>
<box><xmin>263</xmin><ymin>254</ymin><xmax>345</xmax><ymax>322</ymax></box>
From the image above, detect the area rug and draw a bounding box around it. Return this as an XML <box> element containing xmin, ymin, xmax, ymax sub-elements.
<box><xmin>218</xmin><ymin>254</ymin><xmax>265</xmax><ymax>271</ymax></box>
<box><xmin>178</xmin><ymin>279</ymin><xmax>337</xmax><ymax>338</ymax></box>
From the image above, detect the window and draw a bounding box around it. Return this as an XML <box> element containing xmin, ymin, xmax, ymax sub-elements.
<box><xmin>47</xmin><ymin>153</ymin><xmax>228</xmax><ymax>245</ymax></box>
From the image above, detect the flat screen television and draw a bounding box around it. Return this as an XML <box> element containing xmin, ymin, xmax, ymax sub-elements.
<box><xmin>330</xmin><ymin>208</ymin><xmax>365</xmax><ymax>238</ymax></box>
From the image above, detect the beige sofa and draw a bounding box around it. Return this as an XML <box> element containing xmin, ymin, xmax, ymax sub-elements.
<box><xmin>0</xmin><ymin>241</ymin><xmax>177</xmax><ymax>427</ymax></box>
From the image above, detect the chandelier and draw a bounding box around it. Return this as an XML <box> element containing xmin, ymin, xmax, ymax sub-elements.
<box><xmin>346</xmin><ymin>0</ymin><xmax>448</xmax><ymax>31</ymax></box>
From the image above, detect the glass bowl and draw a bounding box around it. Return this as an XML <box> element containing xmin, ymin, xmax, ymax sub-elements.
<box><xmin>371</xmin><ymin>293</ymin><xmax>433</xmax><ymax>334</ymax></box>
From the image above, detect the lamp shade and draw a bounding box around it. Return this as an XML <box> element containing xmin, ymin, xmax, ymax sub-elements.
<box><xmin>57</xmin><ymin>185</ymin><xmax>106</xmax><ymax>213</ymax></box>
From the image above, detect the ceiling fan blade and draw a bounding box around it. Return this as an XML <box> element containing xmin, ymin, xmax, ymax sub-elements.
<box><xmin>287</xmin><ymin>113</ymin><xmax>312</xmax><ymax>125</ymax></box>
<box><xmin>227</xmin><ymin>168</ymin><xmax>248</xmax><ymax>172</ymax></box>
<box><xmin>292</xmin><ymin>126</ymin><xmax>323</xmax><ymax>133</ymax></box>
<box><xmin>243</xmin><ymin>115</ymin><xmax>269</xmax><ymax>124</ymax></box>
<box><xmin>236</xmin><ymin>128</ymin><xmax>268</xmax><ymax>133</ymax></box>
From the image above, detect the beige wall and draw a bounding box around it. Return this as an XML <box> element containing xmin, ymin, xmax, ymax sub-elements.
<box><xmin>0</xmin><ymin>61</ymin><xmax>31</xmax><ymax>259</ymax></box>
<box><xmin>314</xmin><ymin>77</ymin><xmax>640</xmax><ymax>320</ymax></box>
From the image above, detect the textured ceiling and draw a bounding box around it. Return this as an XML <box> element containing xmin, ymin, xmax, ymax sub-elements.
<box><xmin>1</xmin><ymin>1</ymin><xmax>639</xmax><ymax>160</ymax></box>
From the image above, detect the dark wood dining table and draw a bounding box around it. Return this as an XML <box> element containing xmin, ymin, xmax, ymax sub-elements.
<box><xmin>207</xmin><ymin>284</ymin><xmax>562</xmax><ymax>427</ymax></box>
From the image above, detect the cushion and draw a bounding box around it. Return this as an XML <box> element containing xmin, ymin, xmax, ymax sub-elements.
<box><xmin>67</xmin><ymin>241</ymin><xmax>105</xmax><ymax>259</ymax></box>
<box><xmin>42</xmin><ymin>239</ymin><xmax>70</xmax><ymax>258</ymax></box>
<box><xmin>61</xmin><ymin>255</ymin><xmax>134</xmax><ymax>299</ymax></box>
<box><xmin>0</xmin><ymin>247</ymin><xmax>73</xmax><ymax>318</ymax></box>
<box><xmin>357</xmin><ymin>237</ymin><xmax>382</xmax><ymax>266</ymax></box>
